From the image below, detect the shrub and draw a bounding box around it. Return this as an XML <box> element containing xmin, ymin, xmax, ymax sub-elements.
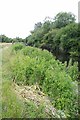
<box><xmin>12</xmin><ymin>43</ymin><xmax>25</xmax><ymax>52</ymax></box>
<box><xmin>22</xmin><ymin>46</ymin><xmax>55</xmax><ymax>61</ymax></box>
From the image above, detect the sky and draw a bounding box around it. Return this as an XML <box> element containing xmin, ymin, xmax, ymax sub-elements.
<box><xmin>0</xmin><ymin>0</ymin><xmax>79</xmax><ymax>38</ymax></box>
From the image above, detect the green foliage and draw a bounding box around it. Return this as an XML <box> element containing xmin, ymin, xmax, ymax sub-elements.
<box><xmin>11</xmin><ymin>46</ymin><xmax>54</xmax><ymax>85</ymax></box>
<box><xmin>2</xmin><ymin>47</ymin><xmax>24</xmax><ymax>118</ymax></box>
<box><xmin>66</xmin><ymin>59</ymin><xmax>78</xmax><ymax>81</ymax></box>
<box><xmin>12</xmin><ymin>43</ymin><xmax>25</xmax><ymax>52</ymax></box>
<box><xmin>10</xmin><ymin>45</ymin><xmax>78</xmax><ymax>117</ymax></box>
<box><xmin>2</xmin><ymin>80</ymin><xmax>24</xmax><ymax>118</ymax></box>
<box><xmin>0</xmin><ymin>35</ymin><xmax>13</xmax><ymax>43</ymax></box>
<box><xmin>25</xmin><ymin>12</ymin><xmax>79</xmax><ymax>72</ymax></box>
<box><xmin>0</xmin><ymin>35</ymin><xmax>25</xmax><ymax>43</ymax></box>
<box><xmin>2</xmin><ymin>46</ymin><xmax>55</xmax><ymax>118</ymax></box>
<box><xmin>22</xmin><ymin>101</ymin><xmax>49</xmax><ymax>118</ymax></box>
<box><xmin>22</xmin><ymin>46</ymin><xmax>54</xmax><ymax>60</ymax></box>
<box><xmin>54</xmin><ymin>12</ymin><xmax>75</xmax><ymax>28</ymax></box>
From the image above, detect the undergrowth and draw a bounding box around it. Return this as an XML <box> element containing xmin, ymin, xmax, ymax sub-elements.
<box><xmin>2</xmin><ymin>45</ymin><xmax>56</xmax><ymax>118</ymax></box>
<box><xmin>9</xmin><ymin>43</ymin><xmax>78</xmax><ymax>118</ymax></box>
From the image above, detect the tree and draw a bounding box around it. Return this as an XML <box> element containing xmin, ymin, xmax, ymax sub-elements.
<box><xmin>77</xmin><ymin>23</ymin><xmax>80</xmax><ymax>79</ymax></box>
<box><xmin>34</xmin><ymin>22</ymin><xmax>42</xmax><ymax>30</ymax></box>
<box><xmin>0</xmin><ymin>35</ymin><xmax>13</xmax><ymax>43</ymax></box>
<box><xmin>25</xmin><ymin>12</ymin><xmax>79</xmax><ymax>70</ymax></box>
<box><xmin>53</xmin><ymin>23</ymin><xmax>78</xmax><ymax>66</ymax></box>
<box><xmin>54</xmin><ymin>12</ymin><xmax>76</xmax><ymax>28</ymax></box>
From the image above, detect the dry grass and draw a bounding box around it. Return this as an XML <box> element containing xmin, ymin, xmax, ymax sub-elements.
<box><xmin>0</xmin><ymin>43</ymin><xmax>12</xmax><ymax>48</ymax></box>
<box><xmin>0</xmin><ymin>43</ymin><xmax>12</xmax><ymax>45</ymax></box>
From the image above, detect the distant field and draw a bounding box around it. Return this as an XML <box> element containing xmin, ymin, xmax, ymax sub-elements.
<box><xmin>0</xmin><ymin>43</ymin><xmax>12</xmax><ymax>49</ymax></box>
<box><xmin>0</xmin><ymin>43</ymin><xmax>12</xmax><ymax>47</ymax></box>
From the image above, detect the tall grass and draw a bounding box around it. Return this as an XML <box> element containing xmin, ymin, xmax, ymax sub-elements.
<box><xmin>2</xmin><ymin>45</ymin><xmax>55</xmax><ymax>118</ymax></box>
<box><xmin>2</xmin><ymin>47</ymin><xmax>24</xmax><ymax>118</ymax></box>
<box><xmin>0</xmin><ymin>46</ymin><xmax>2</xmax><ymax>119</ymax></box>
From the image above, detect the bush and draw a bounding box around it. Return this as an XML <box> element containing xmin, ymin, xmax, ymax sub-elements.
<box><xmin>22</xmin><ymin>46</ymin><xmax>54</xmax><ymax>61</ymax></box>
<box><xmin>12</xmin><ymin>43</ymin><xmax>25</xmax><ymax>52</ymax></box>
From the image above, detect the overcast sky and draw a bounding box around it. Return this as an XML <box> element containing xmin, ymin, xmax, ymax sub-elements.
<box><xmin>0</xmin><ymin>0</ymin><xmax>79</xmax><ymax>38</ymax></box>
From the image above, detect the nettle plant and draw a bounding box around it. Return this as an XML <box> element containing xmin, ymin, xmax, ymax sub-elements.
<box><xmin>11</xmin><ymin>44</ymin><xmax>78</xmax><ymax>117</ymax></box>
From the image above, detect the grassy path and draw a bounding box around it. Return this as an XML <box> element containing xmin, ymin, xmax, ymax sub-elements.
<box><xmin>1</xmin><ymin>44</ymin><xmax>24</xmax><ymax>118</ymax></box>
<box><xmin>0</xmin><ymin>45</ymin><xmax>2</xmax><ymax>119</ymax></box>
